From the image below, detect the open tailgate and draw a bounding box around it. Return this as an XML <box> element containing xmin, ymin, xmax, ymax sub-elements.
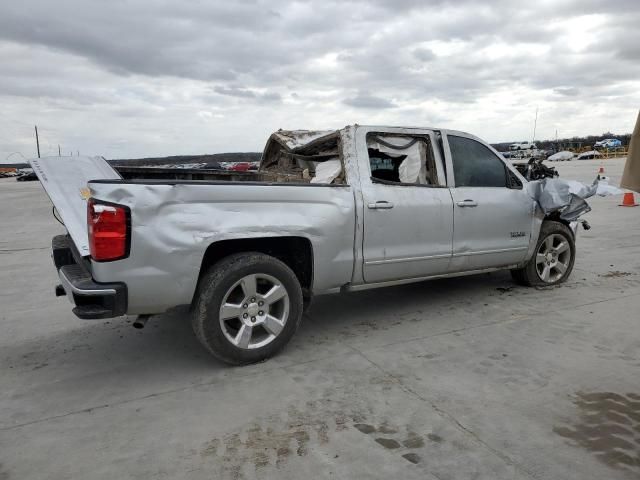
<box><xmin>30</xmin><ymin>156</ymin><xmax>121</xmax><ymax>256</ymax></box>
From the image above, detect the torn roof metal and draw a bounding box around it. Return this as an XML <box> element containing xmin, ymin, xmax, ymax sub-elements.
<box><xmin>264</xmin><ymin>126</ymin><xmax>447</xmax><ymax>153</ymax></box>
<box><xmin>260</xmin><ymin>129</ymin><xmax>341</xmax><ymax>170</ymax></box>
<box><xmin>267</xmin><ymin>129</ymin><xmax>338</xmax><ymax>151</ymax></box>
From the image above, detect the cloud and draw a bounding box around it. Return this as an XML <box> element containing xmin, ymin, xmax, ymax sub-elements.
<box><xmin>412</xmin><ymin>47</ymin><xmax>436</xmax><ymax>62</ymax></box>
<box><xmin>1</xmin><ymin>0</ymin><xmax>640</xmax><ymax>161</ymax></box>
<box><xmin>554</xmin><ymin>87</ymin><xmax>580</xmax><ymax>97</ymax></box>
<box><xmin>213</xmin><ymin>86</ymin><xmax>282</xmax><ymax>102</ymax></box>
<box><xmin>343</xmin><ymin>93</ymin><xmax>396</xmax><ymax>109</ymax></box>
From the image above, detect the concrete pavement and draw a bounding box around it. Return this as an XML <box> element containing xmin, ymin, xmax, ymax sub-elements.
<box><xmin>0</xmin><ymin>158</ymin><xmax>638</xmax><ymax>479</ymax></box>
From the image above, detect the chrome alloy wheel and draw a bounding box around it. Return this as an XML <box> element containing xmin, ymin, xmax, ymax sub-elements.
<box><xmin>218</xmin><ymin>273</ymin><xmax>290</xmax><ymax>349</ymax></box>
<box><xmin>535</xmin><ymin>233</ymin><xmax>571</xmax><ymax>283</ymax></box>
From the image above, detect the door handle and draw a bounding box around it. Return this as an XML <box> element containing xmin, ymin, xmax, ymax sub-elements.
<box><xmin>368</xmin><ymin>201</ymin><xmax>394</xmax><ymax>210</ymax></box>
<box><xmin>456</xmin><ymin>199</ymin><xmax>478</xmax><ymax>207</ymax></box>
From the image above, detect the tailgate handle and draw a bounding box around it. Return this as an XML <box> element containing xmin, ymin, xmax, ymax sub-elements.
<box><xmin>368</xmin><ymin>201</ymin><xmax>394</xmax><ymax>210</ymax></box>
<box><xmin>456</xmin><ymin>199</ymin><xmax>478</xmax><ymax>207</ymax></box>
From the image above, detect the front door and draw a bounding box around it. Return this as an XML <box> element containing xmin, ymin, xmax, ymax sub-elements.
<box><xmin>443</xmin><ymin>133</ymin><xmax>534</xmax><ymax>272</ymax></box>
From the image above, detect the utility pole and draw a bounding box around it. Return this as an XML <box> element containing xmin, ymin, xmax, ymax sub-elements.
<box><xmin>35</xmin><ymin>125</ymin><xmax>41</xmax><ymax>158</ymax></box>
<box><xmin>532</xmin><ymin>107</ymin><xmax>538</xmax><ymax>144</ymax></box>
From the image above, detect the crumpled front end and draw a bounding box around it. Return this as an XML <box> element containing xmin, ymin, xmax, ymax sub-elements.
<box><xmin>527</xmin><ymin>178</ymin><xmax>597</xmax><ymax>222</ymax></box>
<box><xmin>527</xmin><ymin>176</ymin><xmax>623</xmax><ymax>222</ymax></box>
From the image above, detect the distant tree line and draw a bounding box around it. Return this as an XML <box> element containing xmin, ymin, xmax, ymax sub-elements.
<box><xmin>110</xmin><ymin>152</ymin><xmax>262</xmax><ymax>166</ymax></box>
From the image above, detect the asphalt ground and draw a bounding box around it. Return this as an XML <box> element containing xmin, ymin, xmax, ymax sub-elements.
<box><xmin>0</xmin><ymin>157</ymin><xmax>638</xmax><ymax>479</ymax></box>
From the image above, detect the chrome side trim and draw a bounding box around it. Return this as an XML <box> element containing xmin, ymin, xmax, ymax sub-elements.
<box><xmin>365</xmin><ymin>253</ymin><xmax>451</xmax><ymax>266</ymax></box>
<box><xmin>342</xmin><ymin>264</ymin><xmax>521</xmax><ymax>293</ymax></box>
<box><xmin>363</xmin><ymin>247</ymin><xmax>527</xmax><ymax>268</ymax></box>
<box><xmin>452</xmin><ymin>246</ymin><xmax>528</xmax><ymax>257</ymax></box>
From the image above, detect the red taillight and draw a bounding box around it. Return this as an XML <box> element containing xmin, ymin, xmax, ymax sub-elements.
<box><xmin>87</xmin><ymin>199</ymin><xmax>130</xmax><ymax>261</ymax></box>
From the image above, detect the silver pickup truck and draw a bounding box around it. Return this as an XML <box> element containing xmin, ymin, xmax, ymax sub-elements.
<box><xmin>34</xmin><ymin>125</ymin><xmax>580</xmax><ymax>364</ymax></box>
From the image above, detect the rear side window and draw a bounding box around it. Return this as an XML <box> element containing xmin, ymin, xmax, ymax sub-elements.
<box><xmin>448</xmin><ymin>135</ymin><xmax>507</xmax><ymax>187</ymax></box>
<box><xmin>366</xmin><ymin>133</ymin><xmax>442</xmax><ymax>186</ymax></box>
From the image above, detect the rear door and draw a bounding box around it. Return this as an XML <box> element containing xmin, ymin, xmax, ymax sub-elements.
<box><xmin>442</xmin><ymin>132</ymin><xmax>534</xmax><ymax>272</ymax></box>
<box><xmin>30</xmin><ymin>156</ymin><xmax>121</xmax><ymax>256</ymax></box>
<box><xmin>357</xmin><ymin>127</ymin><xmax>454</xmax><ymax>283</ymax></box>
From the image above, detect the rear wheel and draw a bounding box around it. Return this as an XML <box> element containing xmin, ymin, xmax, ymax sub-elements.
<box><xmin>511</xmin><ymin>221</ymin><xmax>575</xmax><ymax>287</ymax></box>
<box><xmin>192</xmin><ymin>252</ymin><xmax>303</xmax><ymax>365</ymax></box>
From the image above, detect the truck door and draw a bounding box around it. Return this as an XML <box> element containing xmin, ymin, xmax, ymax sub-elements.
<box><xmin>358</xmin><ymin>129</ymin><xmax>454</xmax><ymax>283</ymax></box>
<box><xmin>442</xmin><ymin>132</ymin><xmax>534</xmax><ymax>272</ymax></box>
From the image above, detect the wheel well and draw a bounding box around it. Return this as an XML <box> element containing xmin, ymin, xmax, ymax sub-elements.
<box><xmin>196</xmin><ymin>236</ymin><xmax>313</xmax><ymax>299</ymax></box>
<box><xmin>543</xmin><ymin>215</ymin><xmax>574</xmax><ymax>237</ymax></box>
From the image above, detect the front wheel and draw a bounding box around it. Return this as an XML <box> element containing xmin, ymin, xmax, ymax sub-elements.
<box><xmin>511</xmin><ymin>221</ymin><xmax>575</xmax><ymax>287</ymax></box>
<box><xmin>192</xmin><ymin>252</ymin><xmax>303</xmax><ymax>365</ymax></box>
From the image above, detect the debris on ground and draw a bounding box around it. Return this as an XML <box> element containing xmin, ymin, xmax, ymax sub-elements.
<box><xmin>599</xmin><ymin>271</ymin><xmax>633</xmax><ymax>278</ymax></box>
<box><xmin>496</xmin><ymin>286</ymin><xmax>514</xmax><ymax>293</ymax></box>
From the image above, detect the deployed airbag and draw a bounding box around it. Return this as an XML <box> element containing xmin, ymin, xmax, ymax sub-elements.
<box><xmin>367</xmin><ymin>136</ymin><xmax>427</xmax><ymax>183</ymax></box>
<box><xmin>310</xmin><ymin>159</ymin><xmax>342</xmax><ymax>184</ymax></box>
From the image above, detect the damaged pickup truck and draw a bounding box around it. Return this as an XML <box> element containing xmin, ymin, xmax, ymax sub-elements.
<box><xmin>33</xmin><ymin>126</ymin><xmax>592</xmax><ymax>365</ymax></box>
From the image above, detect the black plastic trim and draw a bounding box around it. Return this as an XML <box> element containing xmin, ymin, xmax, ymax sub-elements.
<box><xmin>52</xmin><ymin>235</ymin><xmax>128</xmax><ymax>319</ymax></box>
<box><xmin>52</xmin><ymin>234</ymin><xmax>74</xmax><ymax>268</ymax></box>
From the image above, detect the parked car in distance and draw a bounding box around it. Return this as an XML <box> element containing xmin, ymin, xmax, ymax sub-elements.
<box><xmin>594</xmin><ymin>139</ymin><xmax>622</xmax><ymax>149</ymax></box>
<box><xmin>16</xmin><ymin>169</ymin><xmax>37</xmax><ymax>181</ymax></box>
<box><xmin>509</xmin><ymin>142</ymin><xmax>537</xmax><ymax>151</ymax></box>
<box><xmin>33</xmin><ymin>126</ymin><xmax>582</xmax><ymax>365</ymax></box>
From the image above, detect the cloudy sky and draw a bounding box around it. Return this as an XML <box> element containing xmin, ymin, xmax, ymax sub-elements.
<box><xmin>1</xmin><ymin>0</ymin><xmax>639</xmax><ymax>162</ymax></box>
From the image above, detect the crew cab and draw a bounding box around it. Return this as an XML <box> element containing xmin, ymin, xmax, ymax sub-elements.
<box><xmin>33</xmin><ymin>126</ymin><xmax>579</xmax><ymax>364</ymax></box>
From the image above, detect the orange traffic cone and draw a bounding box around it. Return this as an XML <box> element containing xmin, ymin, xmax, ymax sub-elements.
<box><xmin>619</xmin><ymin>192</ymin><xmax>639</xmax><ymax>207</ymax></box>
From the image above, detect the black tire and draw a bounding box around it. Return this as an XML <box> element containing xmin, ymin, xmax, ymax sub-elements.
<box><xmin>510</xmin><ymin>221</ymin><xmax>575</xmax><ymax>287</ymax></box>
<box><xmin>192</xmin><ymin>252</ymin><xmax>303</xmax><ymax>365</ymax></box>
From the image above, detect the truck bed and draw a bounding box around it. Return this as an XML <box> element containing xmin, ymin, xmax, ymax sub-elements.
<box><xmin>114</xmin><ymin>165</ymin><xmax>319</xmax><ymax>183</ymax></box>
<box><xmin>114</xmin><ymin>128</ymin><xmax>347</xmax><ymax>184</ymax></box>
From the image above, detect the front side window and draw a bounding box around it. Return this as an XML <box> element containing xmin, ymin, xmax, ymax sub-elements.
<box><xmin>448</xmin><ymin>135</ymin><xmax>507</xmax><ymax>187</ymax></box>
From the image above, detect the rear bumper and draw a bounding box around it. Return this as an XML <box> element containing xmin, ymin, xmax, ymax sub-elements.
<box><xmin>52</xmin><ymin>235</ymin><xmax>127</xmax><ymax>319</ymax></box>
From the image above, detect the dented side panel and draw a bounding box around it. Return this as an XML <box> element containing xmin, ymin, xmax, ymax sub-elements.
<box><xmin>89</xmin><ymin>181</ymin><xmax>356</xmax><ymax>314</ymax></box>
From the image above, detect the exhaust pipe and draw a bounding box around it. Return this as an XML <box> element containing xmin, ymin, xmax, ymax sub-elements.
<box><xmin>133</xmin><ymin>314</ymin><xmax>151</xmax><ymax>329</ymax></box>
